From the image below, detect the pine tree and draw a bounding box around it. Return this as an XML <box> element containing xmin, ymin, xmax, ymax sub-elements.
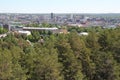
<box><xmin>56</xmin><ymin>34</ymin><xmax>84</xmax><ymax>80</ymax></box>
<box><xmin>0</xmin><ymin>49</ymin><xmax>12</xmax><ymax>80</ymax></box>
<box><xmin>68</xmin><ymin>32</ymin><xmax>95</xmax><ymax>80</ymax></box>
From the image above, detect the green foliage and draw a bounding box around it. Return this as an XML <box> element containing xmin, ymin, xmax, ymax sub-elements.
<box><xmin>0</xmin><ymin>49</ymin><xmax>12</xmax><ymax>79</ymax></box>
<box><xmin>0</xmin><ymin>48</ymin><xmax>27</xmax><ymax>80</ymax></box>
<box><xmin>68</xmin><ymin>26</ymin><xmax>103</xmax><ymax>33</ymax></box>
<box><xmin>0</xmin><ymin>27</ymin><xmax>120</xmax><ymax>80</ymax></box>
<box><xmin>0</xmin><ymin>27</ymin><xmax>8</xmax><ymax>34</ymax></box>
<box><xmin>93</xmin><ymin>51</ymin><xmax>120</xmax><ymax>80</ymax></box>
<box><xmin>68</xmin><ymin>32</ymin><xmax>95</xmax><ymax>80</ymax></box>
<box><xmin>27</xmin><ymin>31</ymin><xmax>40</xmax><ymax>42</ymax></box>
<box><xmin>56</xmin><ymin>34</ymin><xmax>84</xmax><ymax>80</ymax></box>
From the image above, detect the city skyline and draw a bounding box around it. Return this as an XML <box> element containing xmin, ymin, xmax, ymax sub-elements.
<box><xmin>0</xmin><ymin>0</ymin><xmax>120</xmax><ymax>13</ymax></box>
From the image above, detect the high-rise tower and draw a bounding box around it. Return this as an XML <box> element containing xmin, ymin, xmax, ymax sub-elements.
<box><xmin>51</xmin><ymin>13</ymin><xmax>54</xmax><ymax>19</ymax></box>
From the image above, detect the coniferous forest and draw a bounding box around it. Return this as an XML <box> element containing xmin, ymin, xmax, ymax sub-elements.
<box><xmin>0</xmin><ymin>27</ymin><xmax>120</xmax><ymax>80</ymax></box>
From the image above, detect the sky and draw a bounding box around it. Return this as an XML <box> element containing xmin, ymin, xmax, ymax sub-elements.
<box><xmin>0</xmin><ymin>0</ymin><xmax>120</xmax><ymax>13</ymax></box>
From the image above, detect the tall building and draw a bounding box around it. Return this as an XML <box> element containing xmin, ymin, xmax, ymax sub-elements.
<box><xmin>70</xmin><ymin>14</ymin><xmax>74</xmax><ymax>20</ymax></box>
<box><xmin>51</xmin><ymin>13</ymin><xmax>54</xmax><ymax>19</ymax></box>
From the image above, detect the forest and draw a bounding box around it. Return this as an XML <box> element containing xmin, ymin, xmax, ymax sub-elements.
<box><xmin>0</xmin><ymin>27</ymin><xmax>120</xmax><ymax>80</ymax></box>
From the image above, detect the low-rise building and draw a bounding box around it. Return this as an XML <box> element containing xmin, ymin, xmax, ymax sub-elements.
<box><xmin>17</xmin><ymin>30</ymin><xmax>31</xmax><ymax>36</ymax></box>
<box><xmin>52</xmin><ymin>29</ymin><xmax>68</xmax><ymax>34</ymax></box>
<box><xmin>0</xmin><ymin>33</ymin><xmax>7</xmax><ymax>38</ymax></box>
<box><xmin>78</xmin><ymin>32</ymin><xmax>88</xmax><ymax>36</ymax></box>
<box><xmin>23</xmin><ymin>27</ymin><xmax>58</xmax><ymax>31</ymax></box>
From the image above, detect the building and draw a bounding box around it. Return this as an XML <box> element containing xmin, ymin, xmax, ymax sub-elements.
<box><xmin>0</xmin><ymin>33</ymin><xmax>7</xmax><ymax>38</ymax></box>
<box><xmin>68</xmin><ymin>23</ymin><xmax>83</xmax><ymax>27</ymax></box>
<box><xmin>78</xmin><ymin>32</ymin><xmax>88</xmax><ymax>36</ymax></box>
<box><xmin>51</xmin><ymin>13</ymin><xmax>54</xmax><ymax>19</ymax></box>
<box><xmin>17</xmin><ymin>30</ymin><xmax>31</xmax><ymax>36</ymax></box>
<box><xmin>23</xmin><ymin>27</ymin><xmax>58</xmax><ymax>31</ymax></box>
<box><xmin>52</xmin><ymin>29</ymin><xmax>68</xmax><ymax>34</ymax></box>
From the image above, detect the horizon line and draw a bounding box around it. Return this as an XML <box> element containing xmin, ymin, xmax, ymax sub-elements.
<box><xmin>1</xmin><ymin>12</ymin><xmax>120</xmax><ymax>14</ymax></box>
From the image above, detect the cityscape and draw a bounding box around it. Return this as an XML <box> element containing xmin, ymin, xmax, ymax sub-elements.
<box><xmin>1</xmin><ymin>13</ymin><xmax>120</xmax><ymax>28</ymax></box>
<box><xmin>0</xmin><ymin>13</ymin><xmax>120</xmax><ymax>36</ymax></box>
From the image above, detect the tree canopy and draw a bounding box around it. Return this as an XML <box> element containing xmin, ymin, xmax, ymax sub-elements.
<box><xmin>0</xmin><ymin>27</ymin><xmax>120</xmax><ymax>80</ymax></box>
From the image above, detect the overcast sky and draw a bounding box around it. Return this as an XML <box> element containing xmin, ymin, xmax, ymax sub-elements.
<box><xmin>0</xmin><ymin>0</ymin><xmax>120</xmax><ymax>13</ymax></box>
